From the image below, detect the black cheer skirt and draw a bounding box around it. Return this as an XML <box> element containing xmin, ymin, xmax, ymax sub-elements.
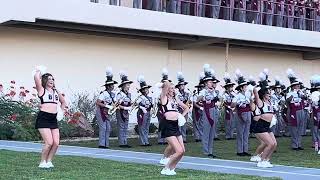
<box><xmin>161</xmin><ymin>119</ymin><xmax>181</xmax><ymax>138</ymax></box>
<box><xmin>35</xmin><ymin>111</ymin><xmax>58</xmax><ymax>129</ymax></box>
<box><xmin>252</xmin><ymin>119</ymin><xmax>271</xmax><ymax>134</ymax></box>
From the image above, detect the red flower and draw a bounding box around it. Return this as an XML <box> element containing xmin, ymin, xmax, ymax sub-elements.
<box><xmin>20</xmin><ymin>86</ymin><xmax>25</xmax><ymax>89</ymax></box>
<box><xmin>9</xmin><ymin>91</ymin><xmax>16</xmax><ymax>97</ymax></box>
<box><xmin>19</xmin><ymin>91</ymin><xmax>26</xmax><ymax>97</ymax></box>
<box><xmin>25</xmin><ymin>90</ymin><xmax>30</xmax><ymax>93</ymax></box>
<box><xmin>9</xmin><ymin>114</ymin><xmax>18</xmax><ymax>121</ymax></box>
<box><xmin>10</xmin><ymin>80</ymin><xmax>16</xmax><ymax>84</ymax></box>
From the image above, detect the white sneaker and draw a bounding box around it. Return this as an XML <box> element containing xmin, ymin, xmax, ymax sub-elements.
<box><xmin>38</xmin><ymin>162</ymin><xmax>49</xmax><ymax>169</ymax></box>
<box><xmin>160</xmin><ymin>168</ymin><xmax>176</xmax><ymax>176</ymax></box>
<box><xmin>159</xmin><ymin>157</ymin><xmax>170</xmax><ymax>165</ymax></box>
<box><xmin>257</xmin><ymin>160</ymin><xmax>273</xmax><ymax>168</ymax></box>
<box><xmin>265</xmin><ymin>161</ymin><xmax>274</xmax><ymax>168</ymax></box>
<box><xmin>46</xmin><ymin>161</ymin><xmax>54</xmax><ymax>168</ymax></box>
<box><xmin>168</xmin><ymin>169</ymin><xmax>177</xmax><ymax>175</ymax></box>
<box><xmin>250</xmin><ymin>155</ymin><xmax>261</xmax><ymax>162</ymax></box>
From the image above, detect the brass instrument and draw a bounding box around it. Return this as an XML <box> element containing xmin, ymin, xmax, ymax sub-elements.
<box><xmin>129</xmin><ymin>95</ymin><xmax>142</xmax><ymax>115</ymax></box>
<box><xmin>107</xmin><ymin>101</ymin><xmax>120</xmax><ymax>115</ymax></box>
<box><xmin>151</xmin><ymin>98</ymin><xmax>159</xmax><ymax>118</ymax></box>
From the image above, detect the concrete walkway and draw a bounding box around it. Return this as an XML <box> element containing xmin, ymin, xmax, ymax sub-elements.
<box><xmin>1</xmin><ymin>140</ymin><xmax>320</xmax><ymax>180</ymax></box>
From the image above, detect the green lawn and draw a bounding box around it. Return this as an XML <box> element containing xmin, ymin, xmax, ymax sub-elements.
<box><xmin>61</xmin><ymin>135</ymin><xmax>320</xmax><ymax>168</ymax></box>
<box><xmin>0</xmin><ymin>150</ymin><xmax>279</xmax><ymax>180</ymax></box>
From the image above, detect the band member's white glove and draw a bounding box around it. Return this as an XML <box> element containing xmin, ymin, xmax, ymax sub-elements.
<box><xmin>178</xmin><ymin>113</ymin><xmax>186</xmax><ymax>126</ymax></box>
<box><xmin>199</xmin><ymin>107</ymin><xmax>204</xmax><ymax>111</ymax></box>
<box><xmin>270</xmin><ymin>115</ymin><xmax>277</xmax><ymax>128</ymax></box>
<box><xmin>105</xmin><ymin>104</ymin><xmax>113</xmax><ymax>109</ymax></box>
<box><xmin>57</xmin><ymin>106</ymin><xmax>64</xmax><ymax>121</ymax></box>
<box><xmin>140</xmin><ymin>106</ymin><xmax>147</xmax><ymax>113</ymax></box>
<box><xmin>123</xmin><ymin>106</ymin><xmax>131</xmax><ymax>111</ymax></box>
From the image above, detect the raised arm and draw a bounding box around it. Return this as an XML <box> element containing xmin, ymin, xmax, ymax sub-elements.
<box><xmin>253</xmin><ymin>87</ymin><xmax>263</xmax><ymax>108</ymax></box>
<box><xmin>160</xmin><ymin>81</ymin><xmax>170</xmax><ymax>105</ymax></box>
<box><xmin>34</xmin><ymin>71</ymin><xmax>44</xmax><ymax>96</ymax></box>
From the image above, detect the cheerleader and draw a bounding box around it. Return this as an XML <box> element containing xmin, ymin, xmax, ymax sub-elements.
<box><xmin>33</xmin><ymin>66</ymin><xmax>66</xmax><ymax>168</ymax></box>
<box><xmin>160</xmin><ymin>81</ymin><xmax>189</xmax><ymax>175</ymax></box>
<box><xmin>252</xmin><ymin>72</ymin><xmax>277</xmax><ymax>168</ymax></box>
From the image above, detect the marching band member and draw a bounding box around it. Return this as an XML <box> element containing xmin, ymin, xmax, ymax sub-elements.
<box><xmin>160</xmin><ymin>81</ymin><xmax>189</xmax><ymax>176</ymax></box>
<box><xmin>252</xmin><ymin>72</ymin><xmax>277</xmax><ymax>168</ymax></box>
<box><xmin>310</xmin><ymin>75</ymin><xmax>320</xmax><ymax>152</ymax></box>
<box><xmin>116</xmin><ymin>70</ymin><xmax>133</xmax><ymax>148</ymax></box>
<box><xmin>96</xmin><ymin>67</ymin><xmax>118</xmax><ymax>149</ymax></box>
<box><xmin>222</xmin><ymin>73</ymin><xmax>236</xmax><ymax>140</ymax></box>
<box><xmin>286</xmin><ymin>69</ymin><xmax>305</xmax><ymax>150</ymax></box>
<box><xmin>271</xmin><ymin>76</ymin><xmax>285</xmax><ymax>137</ymax></box>
<box><xmin>136</xmin><ymin>75</ymin><xmax>153</xmax><ymax>146</ymax></box>
<box><xmin>192</xmin><ymin>72</ymin><xmax>205</xmax><ymax>142</ymax></box>
<box><xmin>233</xmin><ymin>69</ymin><xmax>252</xmax><ymax>156</ymax></box>
<box><xmin>175</xmin><ymin>72</ymin><xmax>191</xmax><ymax>143</ymax></box>
<box><xmin>33</xmin><ymin>65</ymin><xmax>66</xmax><ymax>168</ymax></box>
<box><xmin>197</xmin><ymin>64</ymin><xmax>221</xmax><ymax>158</ymax></box>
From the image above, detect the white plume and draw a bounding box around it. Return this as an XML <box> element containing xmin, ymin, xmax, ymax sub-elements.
<box><xmin>275</xmin><ymin>76</ymin><xmax>280</xmax><ymax>82</ymax></box>
<box><xmin>248</xmin><ymin>75</ymin><xmax>255</xmax><ymax>82</ymax></box>
<box><xmin>137</xmin><ymin>75</ymin><xmax>145</xmax><ymax>83</ymax></box>
<box><xmin>224</xmin><ymin>72</ymin><xmax>231</xmax><ymax>81</ymax></box>
<box><xmin>119</xmin><ymin>70</ymin><xmax>127</xmax><ymax>78</ymax></box>
<box><xmin>286</xmin><ymin>68</ymin><xmax>295</xmax><ymax>78</ymax></box>
<box><xmin>235</xmin><ymin>69</ymin><xmax>242</xmax><ymax>78</ymax></box>
<box><xmin>263</xmin><ymin>68</ymin><xmax>269</xmax><ymax>76</ymax></box>
<box><xmin>259</xmin><ymin>72</ymin><xmax>267</xmax><ymax>81</ymax></box>
<box><xmin>203</xmin><ymin>64</ymin><xmax>210</xmax><ymax>72</ymax></box>
<box><xmin>177</xmin><ymin>71</ymin><xmax>184</xmax><ymax>81</ymax></box>
<box><xmin>106</xmin><ymin>67</ymin><xmax>113</xmax><ymax>77</ymax></box>
<box><xmin>162</xmin><ymin>68</ymin><xmax>168</xmax><ymax>76</ymax></box>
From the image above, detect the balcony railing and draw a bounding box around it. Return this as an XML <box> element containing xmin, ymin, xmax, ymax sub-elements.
<box><xmin>90</xmin><ymin>0</ymin><xmax>320</xmax><ymax>32</ymax></box>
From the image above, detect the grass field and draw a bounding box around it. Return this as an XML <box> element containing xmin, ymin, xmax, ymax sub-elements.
<box><xmin>61</xmin><ymin>135</ymin><xmax>320</xmax><ymax>168</ymax></box>
<box><xmin>0</xmin><ymin>150</ymin><xmax>280</xmax><ymax>180</ymax></box>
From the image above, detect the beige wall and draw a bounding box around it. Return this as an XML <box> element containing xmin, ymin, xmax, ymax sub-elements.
<box><xmin>0</xmin><ymin>26</ymin><xmax>319</xmax><ymax>100</ymax></box>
